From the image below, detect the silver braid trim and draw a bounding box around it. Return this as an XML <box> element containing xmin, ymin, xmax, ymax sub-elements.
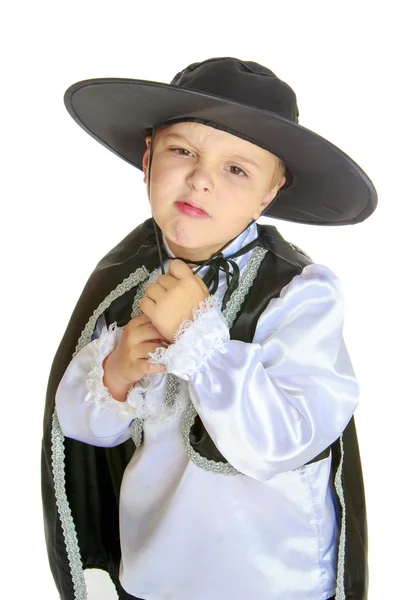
<box><xmin>223</xmin><ymin>247</ymin><xmax>268</xmax><ymax>326</ymax></box>
<box><xmin>181</xmin><ymin>402</ymin><xmax>240</xmax><ymax>475</ymax></box>
<box><xmin>51</xmin><ymin>410</ymin><xmax>88</xmax><ymax>599</ymax></box>
<box><xmin>53</xmin><ymin>264</ymin><xmax>151</xmax><ymax>597</ymax></box>
<box><xmin>74</xmin><ymin>266</ymin><xmax>150</xmax><ymax>357</ymax></box>
<box><xmin>334</xmin><ymin>435</ymin><xmax>346</xmax><ymax>600</ymax></box>
<box><xmin>180</xmin><ymin>246</ymin><xmax>268</xmax><ymax>475</ymax></box>
<box><xmin>131</xmin><ymin>418</ymin><xmax>144</xmax><ymax>447</ymax></box>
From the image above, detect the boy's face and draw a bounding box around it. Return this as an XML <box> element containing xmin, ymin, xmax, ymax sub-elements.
<box><xmin>142</xmin><ymin>122</ymin><xmax>284</xmax><ymax>261</ymax></box>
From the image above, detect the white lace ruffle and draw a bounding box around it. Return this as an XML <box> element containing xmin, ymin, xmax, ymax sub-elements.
<box><xmin>126</xmin><ymin>375</ymin><xmax>189</xmax><ymax>424</ymax></box>
<box><xmin>172</xmin><ymin>295</ymin><xmax>221</xmax><ymax>343</ymax></box>
<box><xmin>84</xmin><ymin>321</ymin><xmax>183</xmax><ymax>423</ymax></box>
<box><xmin>84</xmin><ymin>322</ymin><xmax>139</xmax><ymax>417</ymax></box>
<box><xmin>148</xmin><ymin>296</ymin><xmax>230</xmax><ymax>380</ymax></box>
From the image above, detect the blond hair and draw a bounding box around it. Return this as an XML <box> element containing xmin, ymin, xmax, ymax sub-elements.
<box><xmin>271</xmin><ymin>156</ymin><xmax>287</xmax><ymax>190</ymax></box>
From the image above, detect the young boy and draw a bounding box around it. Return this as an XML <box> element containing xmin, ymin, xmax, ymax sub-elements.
<box><xmin>42</xmin><ymin>57</ymin><xmax>377</xmax><ymax>600</ymax></box>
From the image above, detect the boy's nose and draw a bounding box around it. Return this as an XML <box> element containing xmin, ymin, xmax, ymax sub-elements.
<box><xmin>186</xmin><ymin>164</ymin><xmax>214</xmax><ymax>194</ymax></box>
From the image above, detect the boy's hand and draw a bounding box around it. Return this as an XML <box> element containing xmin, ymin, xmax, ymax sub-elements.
<box><xmin>139</xmin><ymin>259</ymin><xmax>210</xmax><ymax>344</ymax></box>
<box><xmin>103</xmin><ymin>314</ymin><xmax>169</xmax><ymax>402</ymax></box>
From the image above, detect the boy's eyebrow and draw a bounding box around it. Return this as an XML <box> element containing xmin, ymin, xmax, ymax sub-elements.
<box><xmin>163</xmin><ymin>132</ymin><xmax>261</xmax><ymax>170</ymax></box>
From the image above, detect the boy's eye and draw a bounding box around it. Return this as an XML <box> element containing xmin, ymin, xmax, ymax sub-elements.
<box><xmin>171</xmin><ymin>147</ymin><xmax>193</xmax><ymax>156</ymax></box>
<box><xmin>169</xmin><ymin>149</ymin><xmax>246</xmax><ymax>177</ymax></box>
<box><xmin>228</xmin><ymin>165</ymin><xmax>247</xmax><ymax>177</ymax></box>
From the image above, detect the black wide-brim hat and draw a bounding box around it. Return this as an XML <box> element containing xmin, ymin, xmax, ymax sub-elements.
<box><xmin>64</xmin><ymin>57</ymin><xmax>377</xmax><ymax>225</ymax></box>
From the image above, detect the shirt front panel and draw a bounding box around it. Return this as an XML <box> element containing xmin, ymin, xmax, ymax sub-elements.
<box><xmin>119</xmin><ymin>410</ymin><xmax>338</xmax><ymax>600</ymax></box>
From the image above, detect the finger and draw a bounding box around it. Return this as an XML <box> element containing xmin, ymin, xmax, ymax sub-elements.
<box><xmin>139</xmin><ymin>297</ymin><xmax>156</xmax><ymax>320</ymax></box>
<box><xmin>136</xmin><ymin>341</ymin><xmax>168</xmax><ymax>359</ymax></box>
<box><xmin>127</xmin><ymin>318</ymin><xmax>165</xmax><ymax>343</ymax></box>
<box><xmin>168</xmin><ymin>258</ymin><xmax>195</xmax><ymax>280</ymax></box>
<box><xmin>139</xmin><ymin>326</ymin><xmax>167</xmax><ymax>344</ymax></box>
<box><xmin>127</xmin><ymin>314</ymin><xmax>154</xmax><ymax>333</ymax></box>
<box><xmin>147</xmin><ymin>339</ymin><xmax>170</xmax><ymax>347</ymax></box>
<box><xmin>155</xmin><ymin>273</ymin><xmax>178</xmax><ymax>291</ymax></box>
<box><xmin>144</xmin><ymin>282</ymin><xmax>167</xmax><ymax>303</ymax></box>
<box><xmin>130</xmin><ymin>313</ymin><xmax>152</xmax><ymax>327</ymax></box>
<box><xmin>139</xmin><ymin>361</ymin><xmax>166</xmax><ymax>375</ymax></box>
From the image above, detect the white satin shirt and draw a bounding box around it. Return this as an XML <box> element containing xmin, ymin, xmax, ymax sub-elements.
<box><xmin>55</xmin><ymin>222</ymin><xmax>359</xmax><ymax>600</ymax></box>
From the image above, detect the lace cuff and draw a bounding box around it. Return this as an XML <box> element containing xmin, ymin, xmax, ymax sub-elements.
<box><xmin>148</xmin><ymin>297</ymin><xmax>230</xmax><ymax>380</ymax></box>
<box><xmin>85</xmin><ymin>323</ymin><xmax>141</xmax><ymax>418</ymax></box>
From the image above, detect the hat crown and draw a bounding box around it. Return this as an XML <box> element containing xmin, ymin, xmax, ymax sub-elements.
<box><xmin>170</xmin><ymin>57</ymin><xmax>299</xmax><ymax>124</ymax></box>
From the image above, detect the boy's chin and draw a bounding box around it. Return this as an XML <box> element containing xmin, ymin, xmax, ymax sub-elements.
<box><xmin>163</xmin><ymin>234</ymin><xmax>225</xmax><ymax>262</ymax></box>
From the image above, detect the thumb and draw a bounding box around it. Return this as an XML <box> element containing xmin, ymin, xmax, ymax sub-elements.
<box><xmin>194</xmin><ymin>272</ymin><xmax>210</xmax><ymax>295</ymax></box>
<box><xmin>168</xmin><ymin>259</ymin><xmax>195</xmax><ymax>279</ymax></box>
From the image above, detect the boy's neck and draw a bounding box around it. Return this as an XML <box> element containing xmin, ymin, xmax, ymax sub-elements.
<box><xmin>161</xmin><ymin>222</ymin><xmax>257</xmax><ymax>263</ymax></box>
<box><xmin>163</xmin><ymin>238</ymin><xmax>224</xmax><ymax>263</ymax></box>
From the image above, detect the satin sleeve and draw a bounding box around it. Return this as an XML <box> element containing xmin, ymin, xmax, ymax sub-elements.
<box><xmin>55</xmin><ymin>324</ymin><xmax>147</xmax><ymax>447</ymax></box>
<box><xmin>151</xmin><ymin>263</ymin><xmax>360</xmax><ymax>481</ymax></box>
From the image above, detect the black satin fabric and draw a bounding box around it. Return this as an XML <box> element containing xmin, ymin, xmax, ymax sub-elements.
<box><xmin>332</xmin><ymin>417</ymin><xmax>368</xmax><ymax>598</ymax></box>
<box><xmin>42</xmin><ymin>220</ymin><xmax>163</xmax><ymax>595</ymax></box>
<box><xmin>41</xmin><ymin>218</ymin><xmax>368</xmax><ymax>598</ymax></box>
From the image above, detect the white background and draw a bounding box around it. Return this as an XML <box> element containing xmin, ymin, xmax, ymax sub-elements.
<box><xmin>2</xmin><ymin>1</ymin><xmax>416</xmax><ymax>598</ymax></box>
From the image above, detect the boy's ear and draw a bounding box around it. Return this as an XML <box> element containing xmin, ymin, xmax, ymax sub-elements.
<box><xmin>264</xmin><ymin>174</ymin><xmax>286</xmax><ymax>206</ymax></box>
<box><xmin>252</xmin><ymin>178</ymin><xmax>286</xmax><ymax>221</ymax></box>
<box><xmin>142</xmin><ymin>136</ymin><xmax>152</xmax><ymax>182</ymax></box>
<box><xmin>262</xmin><ymin>181</ymin><xmax>282</xmax><ymax>206</ymax></box>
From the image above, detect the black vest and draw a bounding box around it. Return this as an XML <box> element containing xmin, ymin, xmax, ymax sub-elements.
<box><xmin>41</xmin><ymin>219</ymin><xmax>368</xmax><ymax>599</ymax></box>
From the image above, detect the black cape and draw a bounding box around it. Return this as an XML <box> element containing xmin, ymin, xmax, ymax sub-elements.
<box><xmin>41</xmin><ymin>219</ymin><xmax>368</xmax><ymax>599</ymax></box>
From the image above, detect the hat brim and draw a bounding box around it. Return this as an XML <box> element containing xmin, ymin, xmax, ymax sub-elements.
<box><xmin>64</xmin><ymin>78</ymin><xmax>377</xmax><ymax>225</ymax></box>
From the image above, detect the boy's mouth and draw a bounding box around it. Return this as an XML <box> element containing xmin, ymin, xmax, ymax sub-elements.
<box><xmin>175</xmin><ymin>200</ymin><xmax>210</xmax><ymax>219</ymax></box>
